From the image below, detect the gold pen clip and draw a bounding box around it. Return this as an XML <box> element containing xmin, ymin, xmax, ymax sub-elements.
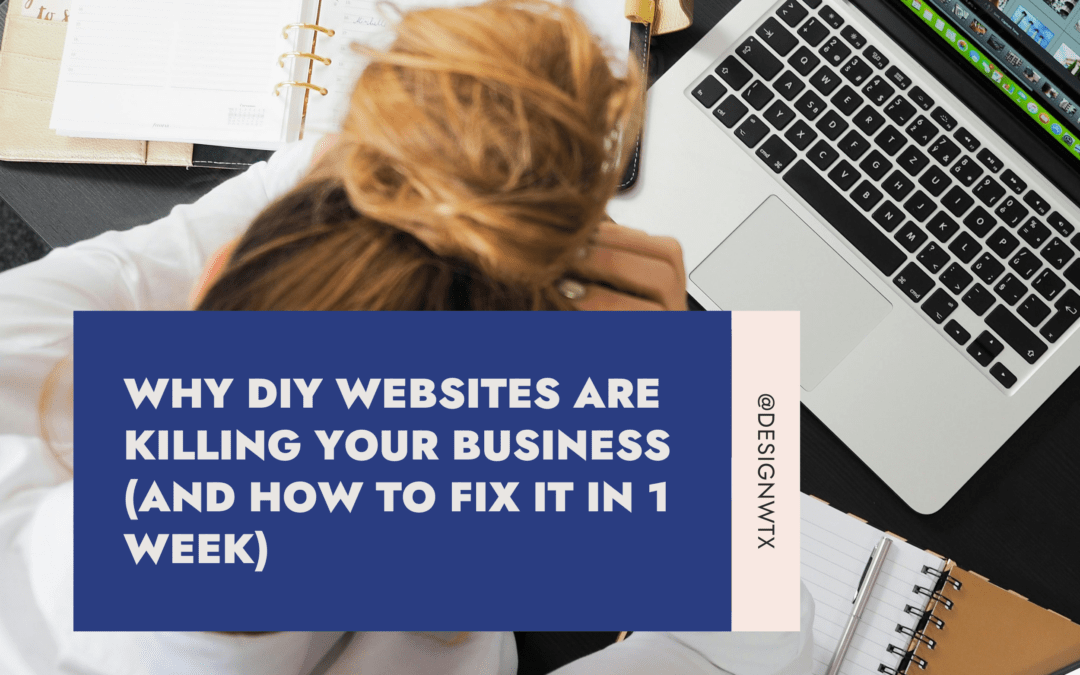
<box><xmin>274</xmin><ymin>81</ymin><xmax>329</xmax><ymax>97</ymax></box>
<box><xmin>281</xmin><ymin>23</ymin><xmax>336</xmax><ymax>40</ymax></box>
<box><xmin>278</xmin><ymin>52</ymin><xmax>332</xmax><ymax>68</ymax></box>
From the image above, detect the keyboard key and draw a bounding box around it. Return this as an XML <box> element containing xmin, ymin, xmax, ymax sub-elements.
<box><xmin>830</xmin><ymin>86</ymin><xmax>863</xmax><ymax>115</ymax></box>
<box><xmin>903</xmin><ymin>190</ymin><xmax>935</xmax><ymax>222</ymax></box>
<box><xmin>1040</xmin><ymin>238</ymin><xmax>1074</xmax><ymax>269</ymax></box>
<box><xmin>863</xmin><ymin>45</ymin><xmax>889</xmax><ymax>69</ymax></box>
<box><xmin>812</xmin><ymin>64</ymin><xmax>842</xmax><ymax>93</ymax></box>
<box><xmin>1048</xmin><ymin>211</ymin><xmax>1074</xmax><ymax>237</ymax></box>
<box><xmin>717</xmin><ymin>56</ymin><xmax>753</xmax><ymax>90</ymax></box>
<box><xmin>999</xmin><ymin>169</ymin><xmax>1026</xmax><ymax>195</ymax></box>
<box><xmin>919</xmin><ymin>166</ymin><xmax>952</xmax><ymax>197</ymax></box>
<box><xmin>948</xmin><ymin>231</ymin><xmax>982</xmax><ymax>263</ymax></box>
<box><xmin>757</xmin><ymin>135</ymin><xmax>798</xmax><ymax>173</ymax></box>
<box><xmin>872</xmin><ymin>200</ymin><xmax>905</xmax><ymax>231</ymax></box>
<box><xmin>1065</xmin><ymin>259</ymin><xmax>1080</xmax><ymax>289</ymax></box>
<box><xmin>1018</xmin><ymin>294</ymin><xmax>1051</xmax><ymax>326</ymax></box>
<box><xmin>963</xmin><ymin>207</ymin><xmax>996</xmax><ymax>238</ymax></box>
<box><xmin>776</xmin><ymin>0</ymin><xmax>809</xmax><ymax>27</ymax></box>
<box><xmin>894</xmin><ymin>262</ymin><xmax>935</xmax><ymax>302</ymax></box>
<box><xmin>995</xmin><ymin>197</ymin><xmax>1028</xmax><ymax>227</ymax></box>
<box><xmin>918</xmin><ymin>241</ymin><xmax>950</xmax><ymax>274</ymax></box>
<box><xmin>989</xmin><ymin>363</ymin><xmax>1016</xmax><ymax>388</ymax></box>
<box><xmin>972</xmin><ymin>176</ymin><xmax>1006</xmax><ymax>207</ymax></box>
<box><xmin>986</xmin><ymin>305</ymin><xmax>1047</xmax><ymax>363</ymax></box>
<box><xmin>859</xmin><ymin>150</ymin><xmax>892</xmax><ymax>180</ymax></box>
<box><xmin>828</xmin><ymin>159</ymin><xmax>861</xmax><ymax>190</ymax></box>
<box><xmin>818</xmin><ymin>5</ymin><xmax>845</xmax><ymax>28</ymax></box>
<box><xmin>692</xmin><ymin>76</ymin><xmax>727</xmax><ymax>108</ymax></box>
<box><xmin>963</xmin><ymin>283</ymin><xmax>995</xmax><ymax>315</ymax></box>
<box><xmin>859</xmin><ymin>76</ymin><xmax>894</xmax><ymax>106</ymax></box>
<box><xmin>841</xmin><ymin>25</ymin><xmax>866</xmax><ymax>48</ymax></box>
<box><xmin>950</xmin><ymin>155</ymin><xmax>983</xmax><ymax>186</ymax></box>
<box><xmin>838</xmin><ymin>130</ymin><xmax>870</xmax><ymax>159</ymax></box>
<box><xmin>852</xmin><ymin>180</ymin><xmax>883</xmax><ymax>211</ymax></box>
<box><xmin>1009</xmin><ymin>248</ymin><xmax>1041</xmax><ymax>279</ymax></box>
<box><xmin>783</xmin><ymin>160</ymin><xmax>907</xmax><ymax>274</ymax></box>
<box><xmin>735</xmin><ymin>115</ymin><xmax>770</xmax><ymax>147</ymax></box>
<box><xmin>908</xmin><ymin>86</ymin><xmax>934</xmax><ymax>110</ymax></box>
<box><xmin>713</xmin><ymin>96</ymin><xmax>749</xmax><ymax>127</ymax></box>
<box><xmin>737</xmin><ymin>37</ymin><xmax>783</xmax><ymax>80</ymax></box>
<box><xmin>905</xmin><ymin>116</ymin><xmax>939</xmax><ymax>146</ymax></box>
<box><xmin>808</xmin><ymin>140</ymin><xmax>839</xmax><ymax>170</ymax></box>
<box><xmin>994</xmin><ymin>273</ymin><xmax>1027</xmax><ymax>305</ymax></box>
<box><xmin>988</xmin><ymin>227</ymin><xmax>1020</xmax><ymax>258</ymax></box>
<box><xmin>757</xmin><ymin>17</ymin><xmax>799</xmax><ymax>56</ymax></box>
<box><xmin>742</xmin><ymin>80</ymin><xmax>775</xmax><ymax>110</ymax></box>
<box><xmin>896</xmin><ymin>221</ymin><xmax>928</xmax><ymax>252</ymax></box>
<box><xmin>945</xmin><ymin>319</ymin><xmax>971</xmax><ymax>344</ymax></box>
<box><xmin>818</xmin><ymin>36</ymin><xmax>851</xmax><ymax>67</ymax></box>
<box><xmin>885</xmin><ymin>65</ymin><xmax>911</xmax><ymax>89</ymax></box>
<box><xmin>967</xmin><ymin>331</ymin><xmax>1001</xmax><ymax>366</ymax></box>
<box><xmin>928</xmin><ymin>137</ymin><xmax>960</xmax><ymax>166</ymax></box>
<box><xmin>953</xmin><ymin>127</ymin><xmax>980</xmax><ymax>152</ymax></box>
<box><xmin>929</xmin><ymin>106</ymin><xmax>957</xmax><ymax>131</ymax></box>
<box><xmin>1023</xmin><ymin>190</ymin><xmax>1051</xmax><ymax>216</ymax></box>
<box><xmin>1018</xmin><ymin>218</ymin><xmax>1051</xmax><ymax>249</ymax></box>
<box><xmin>976</xmin><ymin>148</ymin><xmax>1003</xmax><ymax>173</ymax></box>
<box><xmin>973</xmin><ymin>253</ymin><xmax>1005</xmax><ymax>284</ymax></box>
<box><xmin>798</xmin><ymin>17</ymin><xmax>830</xmax><ymax>46</ymax></box>
<box><xmin>927</xmin><ymin>211</ymin><xmax>959</xmax><ymax>241</ymax></box>
<box><xmin>763</xmin><ymin>100</ymin><xmax>796</xmax><ymax>129</ymax></box>
<box><xmin>1041</xmin><ymin>290</ymin><xmax>1080</xmax><ymax>342</ymax></box>
<box><xmin>853</xmin><ymin>106</ymin><xmax>885</xmax><ymax>134</ymax></box>
<box><xmin>884</xmin><ymin>96</ymin><xmax>917</xmax><ymax>125</ymax></box>
<box><xmin>874</xmin><ymin>125</ymin><xmax>907</xmax><ymax>156</ymax></box>
<box><xmin>815</xmin><ymin>110</ymin><xmax>848</xmax><ymax>139</ymax></box>
<box><xmin>787</xmin><ymin>47</ymin><xmax>821</xmax><ymax>76</ymax></box>
<box><xmin>897</xmin><ymin>146</ymin><xmax>928</xmax><ymax>175</ymax></box>
<box><xmin>940</xmin><ymin>263</ymin><xmax>973</xmax><ymax>294</ymax></box>
<box><xmin>773</xmin><ymin>70</ymin><xmax>807</xmax><ymax>100</ymax></box>
<box><xmin>883</xmin><ymin>170</ymin><xmax>915</xmax><ymax>200</ymax></box>
<box><xmin>922</xmin><ymin>289</ymin><xmax>958</xmax><ymax>323</ymax></box>
<box><xmin>785</xmin><ymin>120</ymin><xmax>818</xmax><ymax>149</ymax></box>
<box><xmin>804</xmin><ymin>0</ymin><xmax>822</xmax><ymax>8</ymax></box>
<box><xmin>1033</xmin><ymin>269</ymin><xmax>1065</xmax><ymax>301</ymax></box>
<box><xmin>796</xmin><ymin>90</ymin><xmax>827</xmax><ymax>119</ymax></box>
<box><xmin>941</xmin><ymin>186</ymin><xmax>974</xmax><ymax>217</ymax></box>
<box><xmin>841</xmin><ymin>56</ymin><xmax>873</xmax><ymax>85</ymax></box>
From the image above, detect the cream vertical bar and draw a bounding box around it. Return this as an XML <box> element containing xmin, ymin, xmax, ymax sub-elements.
<box><xmin>731</xmin><ymin>312</ymin><xmax>800</xmax><ymax>631</ymax></box>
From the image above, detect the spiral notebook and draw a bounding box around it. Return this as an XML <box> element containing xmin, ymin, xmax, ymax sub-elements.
<box><xmin>802</xmin><ymin>494</ymin><xmax>1080</xmax><ymax>675</ymax></box>
<box><xmin>47</xmin><ymin>0</ymin><xmax>634</xmax><ymax>152</ymax></box>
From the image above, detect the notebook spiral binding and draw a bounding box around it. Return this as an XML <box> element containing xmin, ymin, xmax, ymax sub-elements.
<box><xmin>875</xmin><ymin>564</ymin><xmax>956</xmax><ymax>674</ymax></box>
<box><xmin>275</xmin><ymin>24</ymin><xmax>335</xmax><ymax>97</ymax></box>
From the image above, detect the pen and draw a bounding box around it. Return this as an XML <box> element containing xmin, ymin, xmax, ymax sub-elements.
<box><xmin>826</xmin><ymin>536</ymin><xmax>893</xmax><ymax>675</ymax></box>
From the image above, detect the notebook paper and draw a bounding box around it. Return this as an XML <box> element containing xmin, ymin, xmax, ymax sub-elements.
<box><xmin>50</xmin><ymin>0</ymin><xmax>313</xmax><ymax>148</ymax></box>
<box><xmin>801</xmin><ymin>494</ymin><xmax>946</xmax><ymax>675</ymax></box>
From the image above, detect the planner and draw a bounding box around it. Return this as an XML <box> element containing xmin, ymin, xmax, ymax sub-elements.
<box><xmin>46</xmin><ymin>0</ymin><xmax>634</xmax><ymax>151</ymax></box>
<box><xmin>802</xmin><ymin>494</ymin><xmax>1080</xmax><ymax>675</ymax></box>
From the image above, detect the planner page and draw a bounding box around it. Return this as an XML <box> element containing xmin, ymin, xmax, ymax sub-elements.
<box><xmin>50</xmin><ymin>0</ymin><xmax>315</xmax><ymax>149</ymax></box>
<box><xmin>303</xmin><ymin>0</ymin><xmax>633</xmax><ymax>135</ymax></box>
<box><xmin>801</xmin><ymin>494</ymin><xmax>947</xmax><ymax>675</ymax></box>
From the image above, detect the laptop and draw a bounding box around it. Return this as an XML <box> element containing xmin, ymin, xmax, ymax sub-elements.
<box><xmin>608</xmin><ymin>0</ymin><xmax>1080</xmax><ymax>513</ymax></box>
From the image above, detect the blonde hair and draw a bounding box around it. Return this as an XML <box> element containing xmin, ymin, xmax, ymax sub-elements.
<box><xmin>197</xmin><ymin>0</ymin><xmax>642</xmax><ymax>311</ymax></box>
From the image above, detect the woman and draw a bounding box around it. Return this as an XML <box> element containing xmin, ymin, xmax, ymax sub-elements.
<box><xmin>0</xmin><ymin>2</ymin><xmax>811</xmax><ymax>673</ymax></box>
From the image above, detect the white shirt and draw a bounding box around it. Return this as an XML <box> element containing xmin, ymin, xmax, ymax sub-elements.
<box><xmin>0</xmin><ymin>137</ymin><xmax>814</xmax><ymax>675</ymax></box>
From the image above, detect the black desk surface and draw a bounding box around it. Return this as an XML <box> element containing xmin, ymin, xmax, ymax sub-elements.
<box><xmin>2</xmin><ymin>0</ymin><xmax>1078</xmax><ymax>625</ymax></box>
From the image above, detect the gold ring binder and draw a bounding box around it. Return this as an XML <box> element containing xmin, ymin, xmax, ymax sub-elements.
<box><xmin>278</xmin><ymin>52</ymin><xmax>332</xmax><ymax>68</ymax></box>
<box><xmin>282</xmin><ymin>23</ymin><xmax>336</xmax><ymax>39</ymax></box>
<box><xmin>274</xmin><ymin>81</ymin><xmax>329</xmax><ymax>97</ymax></box>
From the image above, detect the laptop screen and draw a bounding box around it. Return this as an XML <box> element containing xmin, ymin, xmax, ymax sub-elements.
<box><xmin>899</xmin><ymin>0</ymin><xmax>1080</xmax><ymax>164</ymax></box>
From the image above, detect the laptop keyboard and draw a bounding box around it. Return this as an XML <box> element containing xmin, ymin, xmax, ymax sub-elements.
<box><xmin>687</xmin><ymin>0</ymin><xmax>1080</xmax><ymax>392</ymax></box>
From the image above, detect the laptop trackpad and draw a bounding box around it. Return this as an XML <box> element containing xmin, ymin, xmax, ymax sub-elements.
<box><xmin>689</xmin><ymin>196</ymin><xmax>892</xmax><ymax>391</ymax></box>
